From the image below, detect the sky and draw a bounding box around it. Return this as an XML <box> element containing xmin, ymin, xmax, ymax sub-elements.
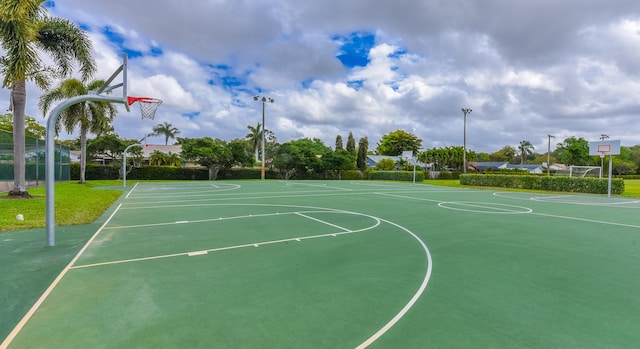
<box><xmin>2</xmin><ymin>0</ymin><xmax>640</xmax><ymax>154</ymax></box>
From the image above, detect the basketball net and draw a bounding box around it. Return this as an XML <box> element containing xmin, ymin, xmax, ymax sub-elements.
<box><xmin>127</xmin><ymin>97</ymin><xmax>163</xmax><ymax>119</ymax></box>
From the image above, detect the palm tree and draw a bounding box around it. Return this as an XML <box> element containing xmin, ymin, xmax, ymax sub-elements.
<box><xmin>149</xmin><ymin>150</ymin><xmax>168</xmax><ymax>166</ymax></box>
<box><xmin>39</xmin><ymin>79</ymin><xmax>117</xmax><ymax>184</ymax></box>
<box><xmin>152</xmin><ymin>122</ymin><xmax>180</xmax><ymax>145</ymax></box>
<box><xmin>1</xmin><ymin>1</ymin><xmax>95</xmax><ymax>196</ymax></box>
<box><xmin>245</xmin><ymin>122</ymin><xmax>262</xmax><ymax>162</ymax></box>
<box><xmin>166</xmin><ymin>152</ymin><xmax>182</xmax><ymax>167</ymax></box>
<box><xmin>518</xmin><ymin>140</ymin><xmax>535</xmax><ymax>164</ymax></box>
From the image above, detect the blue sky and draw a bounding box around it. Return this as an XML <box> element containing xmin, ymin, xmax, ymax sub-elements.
<box><xmin>2</xmin><ymin>0</ymin><xmax>640</xmax><ymax>153</ymax></box>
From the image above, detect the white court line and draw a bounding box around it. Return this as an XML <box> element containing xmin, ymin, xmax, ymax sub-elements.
<box><xmin>438</xmin><ymin>201</ymin><xmax>532</xmax><ymax>214</ymax></box>
<box><xmin>374</xmin><ymin>192</ymin><xmax>443</xmax><ymax>203</ymax></box>
<box><xmin>355</xmin><ymin>217</ymin><xmax>433</xmax><ymax>349</ymax></box>
<box><xmin>493</xmin><ymin>191</ymin><xmax>640</xmax><ymax>208</ymax></box>
<box><xmin>71</xmin><ymin>224</ymin><xmax>379</xmax><ymax>270</ymax></box>
<box><xmin>125</xmin><ymin>182</ymin><xmax>140</xmax><ymax>199</ymax></box>
<box><xmin>188</xmin><ymin>251</ymin><xmax>208</xmax><ymax>256</ymax></box>
<box><xmin>0</xmin><ymin>204</ymin><xmax>124</xmax><ymax>349</ymax></box>
<box><xmin>102</xmin><ymin>211</ymin><xmax>301</xmax><ymax>230</ymax></box>
<box><xmin>530</xmin><ymin>212</ymin><xmax>640</xmax><ymax>229</ymax></box>
<box><xmin>286</xmin><ymin>182</ymin><xmax>352</xmax><ymax>191</ymax></box>
<box><xmin>295</xmin><ymin>212</ymin><xmax>352</xmax><ymax>232</ymax></box>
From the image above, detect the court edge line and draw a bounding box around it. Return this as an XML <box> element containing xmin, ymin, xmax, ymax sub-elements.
<box><xmin>530</xmin><ymin>212</ymin><xmax>640</xmax><ymax>229</ymax></box>
<box><xmin>0</xmin><ymin>203</ymin><xmax>123</xmax><ymax>349</ymax></box>
<box><xmin>125</xmin><ymin>181</ymin><xmax>140</xmax><ymax>199</ymax></box>
<box><xmin>356</xmin><ymin>218</ymin><xmax>433</xmax><ymax>349</ymax></box>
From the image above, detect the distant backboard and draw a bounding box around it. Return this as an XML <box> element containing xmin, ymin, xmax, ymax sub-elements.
<box><xmin>589</xmin><ymin>140</ymin><xmax>620</xmax><ymax>156</ymax></box>
<box><xmin>402</xmin><ymin>150</ymin><xmax>413</xmax><ymax>160</ymax></box>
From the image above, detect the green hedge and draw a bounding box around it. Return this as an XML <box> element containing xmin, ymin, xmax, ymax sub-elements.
<box><xmin>368</xmin><ymin>170</ymin><xmax>425</xmax><ymax>182</ymax></box>
<box><xmin>341</xmin><ymin>170</ymin><xmax>365</xmax><ymax>180</ymax></box>
<box><xmin>70</xmin><ymin>164</ymin><xmax>121</xmax><ymax>180</ymax></box>
<box><xmin>460</xmin><ymin>174</ymin><xmax>624</xmax><ymax>194</ymax></box>
<box><xmin>129</xmin><ymin>166</ymin><xmax>209</xmax><ymax>180</ymax></box>
<box><xmin>219</xmin><ymin>168</ymin><xmax>279</xmax><ymax>180</ymax></box>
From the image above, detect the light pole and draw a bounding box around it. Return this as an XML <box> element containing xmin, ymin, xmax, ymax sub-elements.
<box><xmin>547</xmin><ymin>134</ymin><xmax>555</xmax><ymax>176</ymax></box>
<box><xmin>461</xmin><ymin>108</ymin><xmax>472</xmax><ymax>173</ymax></box>
<box><xmin>254</xmin><ymin>95</ymin><xmax>274</xmax><ymax>180</ymax></box>
<box><xmin>600</xmin><ymin>134</ymin><xmax>609</xmax><ymax>178</ymax></box>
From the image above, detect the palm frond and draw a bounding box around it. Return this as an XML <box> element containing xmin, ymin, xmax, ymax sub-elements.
<box><xmin>36</xmin><ymin>17</ymin><xmax>95</xmax><ymax>80</ymax></box>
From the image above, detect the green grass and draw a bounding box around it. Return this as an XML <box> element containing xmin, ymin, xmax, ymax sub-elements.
<box><xmin>0</xmin><ymin>180</ymin><xmax>123</xmax><ymax>233</ymax></box>
<box><xmin>620</xmin><ymin>179</ymin><xmax>640</xmax><ymax>197</ymax></box>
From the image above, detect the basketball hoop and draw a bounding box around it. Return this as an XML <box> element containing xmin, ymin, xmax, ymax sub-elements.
<box><xmin>127</xmin><ymin>96</ymin><xmax>163</xmax><ymax>120</ymax></box>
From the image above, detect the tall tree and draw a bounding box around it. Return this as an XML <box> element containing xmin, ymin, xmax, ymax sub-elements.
<box><xmin>180</xmin><ymin>137</ymin><xmax>233</xmax><ymax>180</ymax></box>
<box><xmin>0</xmin><ymin>113</ymin><xmax>46</xmax><ymax>139</ymax></box>
<box><xmin>356</xmin><ymin>137</ymin><xmax>369</xmax><ymax>171</ymax></box>
<box><xmin>152</xmin><ymin>122</ymin><xmax>180</xmax><ymax>145</ymax></box>
<box><xmin>376</xmin><ymin>130</ymin><xmax>422</xmax><ymax>156</ymax></box>
<box><xmin>335</xmin><ymin>134</ymin><xmax>344</xmax><ymax>151</ymax></box>
<box><xmin>228</xmin><ymin>138</ymin><xmax>254</xmax><ymax>167</ymax></box>
<box><xmin>346</xmin><ymin>132</ymin><xmax>356</xmax><ymax>156</ymax></box>
<box><xmin>518</xmin><ymin>140</ymin><xmax>535</xmax><ymax>164</ymax></box>
<box><xmin>39</xmin><ymin>79</ymin><xmax>117</xmax><ymax>184</ymax></box>
<box><xmin>272</xmin><ymin>138</ymin><xmax>331</xmax><ymax>179</ymax></box>
<box><xmin>554</xmin><ymin>137</ymin><xmax>591</xmax><ymax>166</ymax></box>
<box><xmin>245</xmin><ymin>122</ymin><xmax>262</xmax><ymax>162</ymax></box>
<box><xmin>489</xmin><ymin>146</ymin><xmax>517</xmax><ymax>163</ymax></box>
<box><xmin>1</xmin><ymin>1</ymin><xmax>95</xmax><ymax>196</ymax></box>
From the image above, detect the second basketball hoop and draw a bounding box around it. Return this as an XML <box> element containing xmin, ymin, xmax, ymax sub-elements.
<box><xmin>128</xmin><ymin>96</ymin><xmax>163</xmax><ymax>119</ymax></box>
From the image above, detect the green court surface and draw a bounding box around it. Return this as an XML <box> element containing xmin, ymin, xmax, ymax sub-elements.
<box><xmin>2</xmin><ymin>181</ymin><xmax>639</xmax><ymax>348</ymax></box>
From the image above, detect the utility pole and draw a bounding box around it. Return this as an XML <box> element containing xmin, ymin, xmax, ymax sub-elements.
<box><xmin>461</xmin><ymin>108</ymin><xmax>472</xmax><ymax>173</ymax></box>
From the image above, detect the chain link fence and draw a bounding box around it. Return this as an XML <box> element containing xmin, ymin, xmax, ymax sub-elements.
<box><xmin>0</xmin><ymin>129</ymin><xmax>70</xmax><ymax>193</ymax></box>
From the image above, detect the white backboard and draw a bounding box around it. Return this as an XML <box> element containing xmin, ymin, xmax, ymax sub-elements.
<box><xmin>589</xmin><ymin>140</ymin><xmax>620</xmax><ymax>156</ymax></box>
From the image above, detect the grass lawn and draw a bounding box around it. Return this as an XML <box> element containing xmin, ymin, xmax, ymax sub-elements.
<box><xmin>0</xmin><ymin>180</ymin><xmax>123</xmax><ymax>233</ymax></box>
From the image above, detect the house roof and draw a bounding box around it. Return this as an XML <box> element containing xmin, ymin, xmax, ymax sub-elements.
<box><xmin>506</xmin><ymin>164</ymin><xmax>543</xmax><ymax>170</ymax></box>
<box><xmin>468</xmin><ymin>162</ymin><xmax>507</xmax><ymax>170</ymax></box>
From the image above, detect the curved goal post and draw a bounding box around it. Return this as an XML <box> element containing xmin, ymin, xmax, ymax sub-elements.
<box><xmin>568</xmin><ymin>166</ymin><xmax>602</xmax><ymax>178</ymax></box>
<box><xmin>45</xmin><ymin>54</ymin><xmax>162</xmax><ymax>246</ymax></box>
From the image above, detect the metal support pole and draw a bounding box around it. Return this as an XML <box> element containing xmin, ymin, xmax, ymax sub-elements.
<box><xmin>261</xmin><ymin>102</ymin><xmax>265</xmax><ymax>180</ymax></box>
<box><xmin>413</xmin><ymin>158</ymin><xmax>416</xmax><ymax>184</ymax></box>
<box><xmin>607</xmin><ymin>154</ymin><xmax>613</xmax><ymax>198</ymax></box>
<box><xmin>547</xmin><ymin>134</ymin><xmax>554</xmax><ymax>176</ymax></box>
<box><xmin>254</xmin><ymin>96</ymin><xmax>274</xmax><ymax>180</ymax></box>
<box><xmin>36</xmin><ymin>139</ymin><xmax>39</xmax><ymax>186</ymax></box>
<box><xmin>461</xmin><ymin>108</ymin><xmax>472</xmax><ymax>174</ymax></box>
<box><xmin>46</xmin><ymin>94</ymin><xmax>125</xmax><ymax>246</ymax></box>
<box><xmin>123</xmin><ymin>143</ymin><xmax>143</xmax><ymax>188</ymax></box>
<box><xmin>600</xmin><ymin>134</ymin><xmax>609</xmax><ymax>178</ymax></box>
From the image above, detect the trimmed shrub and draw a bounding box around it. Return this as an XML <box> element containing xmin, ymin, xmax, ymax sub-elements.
<box><xmin>460</xmin><ymin>174</ymin><xmax>624</xmax><ymax>194</ymax></box>
<box><xmin>342</xmin><ymin>170</ymin><xmax>365</xmax><ymax>180</ymax></box>
<box><xmin>129</xmin><ymin>166</ymin><xmax>209</xmax><ymax>180</ymax></box>
<box><xmin>368</xmin><ymin>170</ymin><xmax>425</xmax><ymax>182</ymax></box>
<box><xmin>81</xmin><ymin>164</ymin><xmax>121</xmax><ymax>180</ymax></box>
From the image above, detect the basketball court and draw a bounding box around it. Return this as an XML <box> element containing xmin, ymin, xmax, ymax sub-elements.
<box><xmin>2</xmin><ymin>181</ymin><xmax>639</xmax><ymax>348</ymax></box>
